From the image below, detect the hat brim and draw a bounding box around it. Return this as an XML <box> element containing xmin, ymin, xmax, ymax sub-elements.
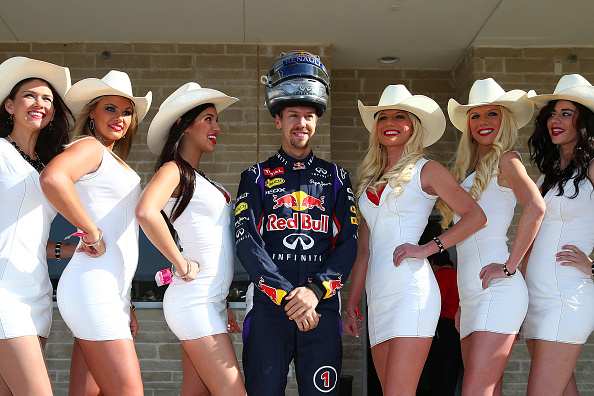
<box><xmin>65</xmin><ymin>78</ymin><xmax>152</xmax><ymax>121</ymax></box>
<box><xmin>147</xmin><ymin>89</ymin><xmax>238</xmax><ymax>155</ymax></box>
<box><xmin>358</xmin><ymin>96</ymin><xmax>446</xmax><ymax>148</ymax></box>
<box><xmin>0</xmin><ymin>57</ymin><xmax>70</xmax><ymax>102</ymax></box>
<box><xmin>448</xmin><ymin>90</ymin><xmax>533</xmax><ymax>133</ymax></box>
<box><xmin>528</xmin><ymin>86</ymin><xmax>594</xmax><ymax>114</ymax></box>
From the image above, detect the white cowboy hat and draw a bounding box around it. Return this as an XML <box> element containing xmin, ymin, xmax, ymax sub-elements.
<box><xmin>358</xmin><ymin>85</ymin><xmax>446</xmax><ymax>148</ymax></box>
<box><xmin>528</xmin><ymin>74</ymin><xmax>594</xmax><ymax>114</ymax></box>
<box><xmin>65</xmin><ymin>70</ymin><xmax>152</xmax><ymax>121</ymax></box>
<box><xmin>147</xmin><ymin>82</ymin><xmax>239</xmax><ymax>155</ymax></box>
<box><xmin>448</xmin><ymin>78</ymin><xmax>533</xmax><ymax>133</ymax></box>
<box><xmin>0</xmin><ymin>56</ymin><xmax>71</xmax><ymax>101</ymax></box>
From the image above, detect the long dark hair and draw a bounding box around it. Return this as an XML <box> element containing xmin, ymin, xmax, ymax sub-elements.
<box><xmin>155</xmin><ymin>103</ymin><xmax>214</xmax><ymax>224</ymax></box>
<box><xmin>529</xmin><ymin>99</ymin><xmax>594</xmax><ymax>197</ymax></box>
<box><xmin>0</xmin><ymin>78</ymin><xmax>73</xmax><ymax>163</ymax></box>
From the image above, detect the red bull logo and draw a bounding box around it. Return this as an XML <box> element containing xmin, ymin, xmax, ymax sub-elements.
<box><xmin>301</xmin><ymin>195</ymin><xmax>325</xmax><ymax>211</ymax></box>
<box><xmin>322</xmin><ymin>275</ymin><xmax>343</xmax><ymax>298</ymax></box>
<box><xmin>258</xmin><ymin>277</ymin><xmax>287</xmax><ymax>305</ymax></box>
<box><xmin>273</xmin><ymin>193</ymin><xmax>299</xmax><ymax>209</ymax></box>
<box><xmin>272</xmin><ymin>191</ymin><xmax>325</xmax><ymax>211</ymax></box>
<box><xmin>266</xmin><ymin>213</ymin><xmax>329</xmax><ymax>233</ymax></box>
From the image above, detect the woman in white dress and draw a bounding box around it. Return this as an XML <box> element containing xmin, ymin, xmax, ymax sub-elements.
<box><xmin>523</xmin><ymin>74</ymin><xmax>594</xmax><ymax>396</ymax></box>
<box><xmin>439</xmin><ymin>78</ymin><xmax>545</xmax><ymax>396</ymax></box>
<box><xmin>343</xmin><ymin>85</ymin><xmax>486</xmax><ymax>395</ymax></box>
<box><xmin>136</xmin><ymin>83</ymin><xmax>246</xmax><ymax>396</ymax></box>
<box><xmin>40</xmin><ymin>71</ymin><xmax>151</xmax><ymax>396</ymax></box>
<box><xmin>0</xmin><ymin>57</ymin><xmax>74</xmax><ymax>396</ymax></box>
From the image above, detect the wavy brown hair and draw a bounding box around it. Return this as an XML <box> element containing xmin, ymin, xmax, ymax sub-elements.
<box><xmin>0</xmin><ymin>78</ymin><xmax>73</xmax><ymax>163</ymax></box>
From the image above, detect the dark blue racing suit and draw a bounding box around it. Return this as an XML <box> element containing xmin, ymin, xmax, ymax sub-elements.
<box><xmin>235</xmin><ymin>148</ymin><xmax>358</xmax><ymax>395</ymax></box>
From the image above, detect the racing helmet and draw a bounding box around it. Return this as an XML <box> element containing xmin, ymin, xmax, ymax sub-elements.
<box><xmin>262</xmin><ymin>51</ymin><xmax>330</xmax><ymax>118</ymax></box>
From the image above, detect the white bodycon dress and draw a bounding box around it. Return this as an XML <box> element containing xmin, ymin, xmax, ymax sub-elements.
<box><xmin>162</xmin><ymin>172</ymin><xmax>234</xmax><ymax>340</ymax></box>
<box><xmin>57</xmin><ymin>146</ymin><xmax>141</xmax><ymax>341</ymax></box>
<box><xmin>0</xmin><ymin>139</ymin><xmax>57</xmax><ymax>339</ymax></box>
<box><xmin>359</xmin><ymin>158</ymin><xmax>441</xmax><ymax>347</ymax></box>
<box><xmin>524</xmin><ymin>174</ymin><xmax>594</xmax><ymax>344</ymax></box>
<box><xmin>456</xmin><ymin>167</ymin><xmax>528</xmax><ymax>339</ymax></box>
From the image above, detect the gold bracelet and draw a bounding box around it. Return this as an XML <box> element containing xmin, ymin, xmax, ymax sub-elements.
<box><xmin>344</xmin><ymin>311</ymin><xmax>362</xmax><ymax>322</ymax></box>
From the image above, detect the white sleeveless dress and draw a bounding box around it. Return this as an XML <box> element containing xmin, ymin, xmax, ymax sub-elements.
<box><xmin>359</xmin><ymin>158</ymin><xmax>441</xmax><ymax>347</ymax></box>
<box><xmin>524</xmin><ymin>174</ymin><xmax>594</xmax><ymax>344</ymax></box>
<box><xmin>0</xmin><ymin>139</ymin><xmax>57</xmax><ymax>339</ymax></box>
<box><xmin>455</xmin><ymin>164</ymin><xmax>529</xmax><ymax>339</ymax></box>
<box><xmin>57</xmin><ymin>146</ymin><xmax>141</xmax><ymax>341</ymax></box>
<box><xmin>163</xmin><ymin>172</ymin><xmax>234</xmax><ymax>340</ymax></box>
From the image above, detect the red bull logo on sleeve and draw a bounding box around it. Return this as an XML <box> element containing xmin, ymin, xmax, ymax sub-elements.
<box><xmin>258</xmin><ymin>277</ymin><xmax>287</xmax><ymax>305</ymax></box>
<box><xmin>322</xmin><ymin>275</ymin><xmax>343</xmax><ymax>298</ymax></box>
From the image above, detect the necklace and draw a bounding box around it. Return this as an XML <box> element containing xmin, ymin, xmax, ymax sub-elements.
<box><xmin>6</xmin><ymin>135</ymin><xmax>45</xmax><ymax>172</ymax></box>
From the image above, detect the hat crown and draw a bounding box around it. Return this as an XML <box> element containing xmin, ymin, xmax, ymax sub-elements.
<box><xmin>101</xmin><ymin>70</ymin><xmax>134</xmax><ymax>96</ymax></box>
<box><xmin>553</xmin><ymin>74</ymin><xmax>592</xmax><ymax>94</ymax></box>
<box><xmin>467</xmin><ymin>78</ymin><xmax>506</xmax><ymax>104</ymax></box>
<box><xmin>377</xmin><ymin>85</ymin><xmax>413</xmax><ymax>106</ymax></box>
<box><xmin>160</xmin><ymin>82</ymin><xmax>203</xmax><ymax>110</ymax></box>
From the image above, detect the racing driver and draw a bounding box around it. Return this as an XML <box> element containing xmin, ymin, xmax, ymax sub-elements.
<box><xmin>235</xmin><ymin>50</ymin><xmax>359</xmax><ymax>395</ymax></box>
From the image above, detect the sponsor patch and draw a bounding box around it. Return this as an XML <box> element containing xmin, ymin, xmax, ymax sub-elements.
<box><xmin>267</xmin><ymin>213</ymin><xmax>329</xmax><ymax>233</ymax></box>
<box><xmin>272</xmin><ymin>191</ymin><xmax>325</xmax><ymax>211</ymax></box>
<box><xmin>293</xmin><ymin>162</ymin><xmax>305</xmax><ymax>170</ymax></box>
<box><xmin>350</xmin><ymin>205</ymin><xmax>357</xmax><ymax>214</ymax></box>
<box><xmin>351</xmin><ymin>217</ymin><xmax>358</xmax><ymax>225</ymax></box>
<box><xmin>265</xmin><ymin>178</ymin><xmax>285</xmax><ymax>188</ymax></box>
<box><xmin>322</xmin><ymin>275</ymin><xmax>343</xmax><ymax>298</ymax></box>
<box><xmin>258</xmin><ymin>277</ymin><xmax>287</xmax><ymax>305</ymax></box>
<box><xmin>235</xmin><ymin>202</ymin><xmax>248</xmax><ymax>215</ymax></box>
<box><xmin>263</xmin><ymin>167</ymin><xmax>284</xmax><ymax>177</ymax></box>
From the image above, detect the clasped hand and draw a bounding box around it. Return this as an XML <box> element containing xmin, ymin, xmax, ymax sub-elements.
<box><xmin>285</xmin><ymin>287</ymin><xmax>321</xmax><ymax>332</ymax></box>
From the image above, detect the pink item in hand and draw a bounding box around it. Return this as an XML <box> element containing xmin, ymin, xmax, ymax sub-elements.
<box><xmin>155</xmin><ymin>268</ymin><xmax>173</xmax><ymax>286</ymax></box>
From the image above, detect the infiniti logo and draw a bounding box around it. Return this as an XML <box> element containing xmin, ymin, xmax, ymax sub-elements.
<box><xmin>283</xmin><ymin>233</ymin><xmax>315</xmax><ymax>250</ymax></box>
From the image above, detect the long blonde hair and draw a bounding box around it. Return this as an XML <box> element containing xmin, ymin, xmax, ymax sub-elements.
<box><xmin>69</xmin><ymin>96</ymin><xmax>139</xmax><ymax>168</ymax></box>
<box><xmin>355</xmin><ymin>111</ymin><xmax>426</xmax><ymax>204</ymax></box>
<box><xmin>438</xmin><ymin>106</ymin><xmax>518</xmax><ymax>227</ymax></box>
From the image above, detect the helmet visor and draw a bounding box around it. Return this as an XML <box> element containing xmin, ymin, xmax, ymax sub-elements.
<box><xmin>267</xmin><ymin>63</ymin><xmax>330</xmax><ymax>88</ymax></box>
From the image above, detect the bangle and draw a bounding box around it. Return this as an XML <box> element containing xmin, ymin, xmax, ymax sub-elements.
<box><xmin>432</xmin><ymin>237</ymin><xmax>445</xmax><ymax>253</ymax></box>
<box><xmin>130</xmin><ymin>303</ymin><xmax>136</xmax><ymax>311</ymax></box>
<box><xmin>82</xmin><ymin>228</ymin><xmax>103</xmax><ymax>247</ymax></box>
<box><xmin>181</xmin><ymin>258</ymin><xmax>192</xmax><ymax>280</ymax></box>
<box><xmin>591</xmin><ymin>261</ymin><xmax>593</xmax><ymax>276</ymax></box>
<box><xmin>171</xmin><ymin>258</ymin><xmax>191</xmax><ymax>279</ymax></box>
<box><xmin>55</xmin><ymin>241</ymin><xmax>62</xmax><ymax>261</ymax></box>
<box><xmin>503</xmin><ymin>262</ymin><xmax>516</xmax><ymax>277</ymax></box>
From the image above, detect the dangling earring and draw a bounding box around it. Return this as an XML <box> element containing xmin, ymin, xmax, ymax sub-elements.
<box><xmin>89</xmin><ymin>119</ymin><xmax>95</xmax><ymax>131</ymax></box>
<box><xmin>379</xmin><ymin>142</ymin><xmax>382</xmax><ymax>148</ymax></box>
<box><xmin>7</xmin><ymin>114</ymin><xmax>13</xmax><ymax>125</ymax></box>
<box><xmin>48</xmin><ymin>121</ymin><xmax>54</xmax><ymax>131</ymax></box>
